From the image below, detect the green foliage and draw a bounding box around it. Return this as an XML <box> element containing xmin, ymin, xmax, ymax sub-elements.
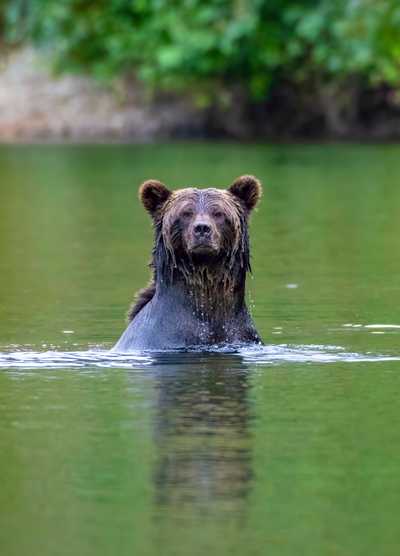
<box><xmin>285</xmin><ymin>0</ymin><xmax>400</xmax><ymax>85</ymax></box>
<box><xmin>3</xmin><ymin>0</ymin><xmax>400</xmax><ymax>102</ymax></box>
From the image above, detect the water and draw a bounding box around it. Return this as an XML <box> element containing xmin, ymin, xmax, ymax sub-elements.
<box><xmin>1</xmin><ymin>144</ymin><xmax>400</xmax><ymax>555</ymax></box>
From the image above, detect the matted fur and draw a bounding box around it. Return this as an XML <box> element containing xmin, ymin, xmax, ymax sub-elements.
<box><xmin>127</xmin><ymin>177</ymin><xmax>261</xmax><ymax>322</ymax></box>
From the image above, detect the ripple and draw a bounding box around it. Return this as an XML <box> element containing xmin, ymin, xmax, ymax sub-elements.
<box><xmin>239</xmin><ymin>344</ymin><xmax>400</xmax><ymax>364</ymax></box>
<box><xmin>0</xmin><ymin>344</ymin><xmax>399</xmax><ymax>370</ymax></box>
<box><xmin>364</xmin><ymin>324</ymin><xmax>400</xmax><ymax>329</ymax></box>
<box><xmin>342</xmin><ymin>323</ymin><xmax>400</xmax><ymax>331</ymax></box>
<box><xmin>0</xmin><ymin>349</ymin><xmax>153</xmax><ymax>370</ymax></box>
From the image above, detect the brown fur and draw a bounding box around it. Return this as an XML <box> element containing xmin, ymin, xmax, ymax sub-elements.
<box><xmin>127</xmin><ymin>176</ymin><xmax>261</xmax><ymax>322</ymax></box>
<box><xmin>139</xmin><ymin>180</ymin><xmax>171</xmax><ymax>214</ymax></box>
<box><xmin>127</xmin><ymin>280</ymin><xmax>156</xmax><ymax>322</ymax></box>
<box><xmin>229</xmin><ymin>175</ymin><xmax>262</xmax><ymax>211</ymax></box>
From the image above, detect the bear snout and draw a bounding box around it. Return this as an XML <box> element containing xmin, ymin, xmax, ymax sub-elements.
<box><xmin>187</xmin><ymin>217</ymin><xmax>219</xmax><ymax>255</ymax></box>
<box><xmin>193</xmin><ymin>222</ymin><xmax>212</xmax><ymax>238</ymax></box>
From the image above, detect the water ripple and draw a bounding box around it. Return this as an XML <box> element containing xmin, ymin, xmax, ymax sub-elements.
<box><xmin>239</xmin><ymin>344</ymin><xmax>400</xmax><ymax>364</ymax></box>
<box><xmin>0</xmin><ymin>349</ymin><xmax>153</xmax><ymax>370</ymax></box>
<box><xmin>0</xmin><ymin>344</ymin><xmax>399</xmax><ymax>370</ymax></box>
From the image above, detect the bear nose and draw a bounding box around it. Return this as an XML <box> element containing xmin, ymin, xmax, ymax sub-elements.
<box><xmin>194</xmin><ymin>223</ymin><xmax>212</xmax><ymax>237</ymax></box>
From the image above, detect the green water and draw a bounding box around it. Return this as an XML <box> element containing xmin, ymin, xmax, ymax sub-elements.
<box><xmin>1</xmin><ymin>144</ymin><xmax>400</xmax><ymax>555</ymax></box>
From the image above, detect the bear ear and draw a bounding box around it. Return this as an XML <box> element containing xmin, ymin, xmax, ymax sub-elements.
<box><xmin>228</xmin><ymin>175</ymin><xmax>262</xmax><ymax>212</ymax></box>
<box><xmin>139</xmin><ymin>180</ymin><xmax>171</xmax><ymax>216</ymax></box>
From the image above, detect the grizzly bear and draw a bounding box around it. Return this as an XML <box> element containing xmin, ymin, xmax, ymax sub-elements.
<box><xmin>113</xmin><ymin>175</ymin><xmax>262</xmax><ymax>351</ymax></box>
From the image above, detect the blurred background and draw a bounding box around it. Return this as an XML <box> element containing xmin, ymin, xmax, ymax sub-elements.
<box><xmin>1</xmin><ymin>0</ymin><xmax>400</xmax><ymax>141</ymax></box>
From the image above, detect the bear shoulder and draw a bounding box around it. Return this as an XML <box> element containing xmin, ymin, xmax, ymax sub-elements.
<box><xmin>127</xmin><ymin>280</ymin><xmax>156</xmax><ymax>322</ymax></box>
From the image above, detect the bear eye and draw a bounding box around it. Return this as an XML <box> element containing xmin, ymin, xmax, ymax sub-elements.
<box><xmin>181</xmin><ymin>209</ymin><xmax>194</xmax><ymax>219</ymax></box>
<box><xmin>212</xmin><ymin>210</ymin><xmax>224</xmax><ymax>219</ymax></box>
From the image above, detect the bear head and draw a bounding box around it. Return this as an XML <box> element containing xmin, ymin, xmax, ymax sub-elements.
<box><xmin>139</xmin><ymin>175</ymin><xmax>262</xmax><ymax>281</ymax></box>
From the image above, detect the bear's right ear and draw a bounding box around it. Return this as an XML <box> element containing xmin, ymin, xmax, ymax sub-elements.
<box><xmin>139</xmin><ymin>180</ymin><xmax>171</xmax><ymax>216</ymax></box>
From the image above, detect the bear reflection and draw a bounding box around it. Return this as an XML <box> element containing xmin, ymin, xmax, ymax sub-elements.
<box><xmin>151</xmin><ymin>353</ymin><xmax>253</xmax><ymax>515</ymax></box>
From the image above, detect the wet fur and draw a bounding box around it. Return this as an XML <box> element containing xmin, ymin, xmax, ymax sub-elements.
<box><xmin>115</xmin><ymin>175</ymin><xmax>262</xmax><ymax>350</ymax></box>
<box><xmin>127</xmin><ymin>187</ymin><xmax>252</xmax><ymax>322</ymax></box>
<box><xmin>127</xmin><ymin>281</ymin><xmax>156</xmax><ymax>322</ymax></box>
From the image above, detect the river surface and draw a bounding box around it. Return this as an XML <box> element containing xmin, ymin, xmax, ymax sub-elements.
<box><xmin>1</xmin><ymin>144</ymin><xmax>400</xmax><ymax>555</ymax></box>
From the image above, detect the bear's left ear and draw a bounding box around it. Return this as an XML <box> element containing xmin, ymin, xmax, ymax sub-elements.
<box><xmin>139</xmin><ymin>179</ymin><xmax>172</xmax><ymax>216</ymax></box>
<box><xmin>228</xmin><ymin>175</ymin><xmax>262</xmax><ymax>212</ymax></box>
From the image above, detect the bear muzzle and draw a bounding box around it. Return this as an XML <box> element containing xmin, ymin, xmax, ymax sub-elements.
<box><xmin>186</xmin><ymin>216</ymin><xmax>219</xmax><ymax>256</ymax></box>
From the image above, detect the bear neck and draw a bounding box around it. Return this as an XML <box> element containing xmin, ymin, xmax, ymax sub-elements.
<box><xmin>155</xmin><ymin>255</ymin><xmax>249</xmax><ymax>323</ymax></box>
<box><xmin>151</xmin><ymin>222</ymin><xmax>252</xmax><ymax>324</ymax></box>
